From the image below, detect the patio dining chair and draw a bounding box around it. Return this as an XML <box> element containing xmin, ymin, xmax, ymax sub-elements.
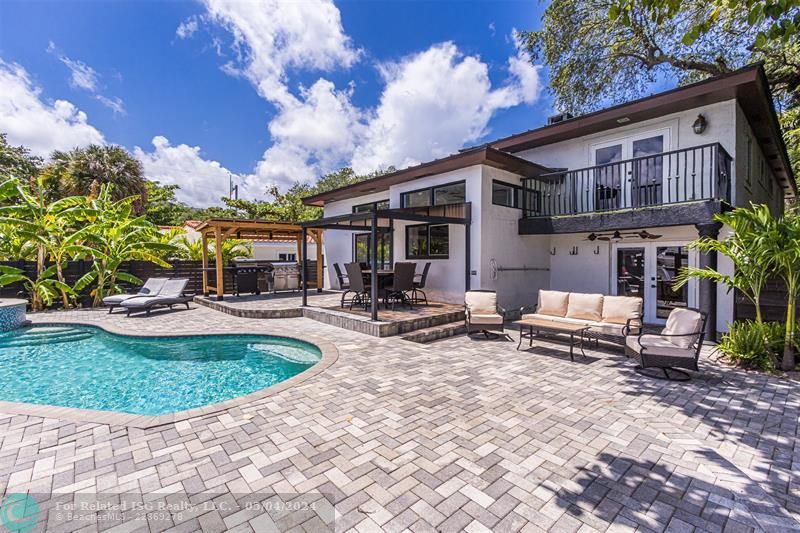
<box><xmin>344</xmin><ymin>262</ymin><xmax>371</xmax><ymax>311</ymax></box>
<box><xmin>625</xmin><ymin>307</ymin><xmax>707</xmax><ymax>381</ymax></box>
<box><xmin>410</xmin><ymin>261</ymin><xmax>431</xmax><ymax>305</ymax></box>
<box><xmin>385</xmin><ymin>262</ymin><xmax>416</xmax><ymax>310</ymax></box>
<box><xmin>333</xmin><ymin>263</ymin><xmax>353</xmax><ymax>307</ymax></box>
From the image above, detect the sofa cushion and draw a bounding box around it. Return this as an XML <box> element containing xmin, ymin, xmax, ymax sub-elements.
<box><xmin>626</xmin><ymin>334</ymin><xmax>697</xmax><ymax>358</ymax></box>
<box><xmin>537</xmin><ymin>290</ymin><xmax>569</xmax><ymax>317</ymax></box>
<box><xmin>468</xmin><ymin>314</ymin><xmax>504</xmax><ymax>325</ymax></box>
<box><xmin>601</xmin><ymin>296</ymin><xmax>642</xmax><ymax>325</ymax></box>
<box><xmin>521</xmin><ymin>313</ymin><xmax>592</xmax><ymax>326</ymax></box>
<box><xmin>465</xmin><ymin>291</ymin><xmax>497</xmax><ymax>315</ymax></box>
<box><xmin>566</xmin><ymin>293</ymin><xmax>604</xmax><ymax>321</ymax></box>
<box><xmin>662</xmin><ymin>308</ymin><xmax>704</xmax><ymax>349</ymax></box>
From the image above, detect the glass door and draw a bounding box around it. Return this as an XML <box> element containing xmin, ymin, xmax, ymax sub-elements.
<box><xmin>593</xmin><ymin>142</ymin><xmax>625</xmax><ymax>211</ymax></box>
<box><xmin>614</xmin><ymin>242</ymin><xmax>694</xmax><ymax>324</ymax></box>
<box><xmin>632</xmin><ymin>135</ymin><xmax>665</xmax><ymax>207</ymax></box>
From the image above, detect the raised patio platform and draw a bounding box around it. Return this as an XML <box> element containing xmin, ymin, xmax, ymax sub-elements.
<box><xmin>193</xmin><ymin>292</ymin><xmax>465</xmax><ymax>337</ymax></box>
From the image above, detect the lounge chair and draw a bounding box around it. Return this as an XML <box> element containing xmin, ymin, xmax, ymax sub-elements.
<box><xmin>121</xmin><ymin>279</ymin><xmax>192</xmax><ymax>316</ymax></box>
<box><xmin>625</xmin><ymin>307</ymin><xmax>707</xmax><ymax>381</ymax></box>
<box><xmin>465</xmin><ymin>290</ymin><xmax>507</xmax><ymax>338</ymax></box>
<box><xmin>103</xmin><ymin>278</ymin><xmax>168</xmax><ymax>314</ymax></box>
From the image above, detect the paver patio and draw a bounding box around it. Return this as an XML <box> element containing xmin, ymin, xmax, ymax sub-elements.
<box><xmin>2</xmin><ymin>304</ymin><xmax>798</xmax><ymax>532</ymax></box>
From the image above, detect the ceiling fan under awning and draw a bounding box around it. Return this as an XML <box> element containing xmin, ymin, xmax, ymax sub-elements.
<box><xmin>585</xmin><ymin>230</ymin><xmax>662</xmax><ymax>242</ymax></box>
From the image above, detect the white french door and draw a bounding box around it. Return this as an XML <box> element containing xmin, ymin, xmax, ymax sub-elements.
<box><xmin>612</xmin><ymin>241</ymin><xmax>697</xmax><ymax>324</ymax></box>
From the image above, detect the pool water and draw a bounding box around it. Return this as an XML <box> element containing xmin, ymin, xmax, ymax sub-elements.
<box><xmin>0</xmin><ymin>325</ymin><xmax>321</xmax><ymax>415</ymax></box>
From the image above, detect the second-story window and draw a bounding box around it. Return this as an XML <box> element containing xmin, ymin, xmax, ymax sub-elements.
<box><xmin>352</xmin><ymin>199</ymin><xmax>389</xmax><ymax>213</ymax></box>
<box><xmin>401</xmin><ymin>181</ymin><xmax>466</xmax><ymax>208</ymax></box>
<box><xmin>492</xmin><ymin>180</ymin><xmax>523</xmax><ymax>208</ymax></box>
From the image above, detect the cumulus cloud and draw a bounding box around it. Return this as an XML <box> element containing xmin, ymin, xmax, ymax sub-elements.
<box><xmin>176</xmin><ymin>16</ymin><xmax>200</xmax><ymax>39</ymax></box>
<box><xmin>133</xmin><ymin>136</ymin><xmax>244</xmax><ymax>206</ymax></box>
<box><xmin>0</xmin><ymin>59</ymin><xmax>105</xmax><ymax>157</ymax></box>
<box><xmin>46</xmin><ymin>41</ymin><xmax>126</xmax><ymax>115</ymax></box>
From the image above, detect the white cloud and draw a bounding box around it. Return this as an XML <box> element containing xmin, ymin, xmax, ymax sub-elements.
<box><xmin>351</xmin><ymin>41</ymin><xmax>541</xmax><ymax>173</ymax></box>
<box><xmin>176</xmin><ymin>16</ymin><xmax>199</xmax><ymax>39</ymax></box>
<box><xmin>0</xmin><ymin>59</ymin><xmax>105</xmax><ymax>157</ymax></box>
<box><xmin>46</xmin><ymin>41</ymin><xmax>126</xmax><ymax>115</ymax></box>
<box><xmin>133</xmin><ymin>136</ymin><xmax>243</xmax><ymax>206</ymax></box>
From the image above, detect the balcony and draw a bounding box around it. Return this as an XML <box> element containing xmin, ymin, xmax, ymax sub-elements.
<box><xmin>521</xmin><ymin>143</ymin><xmax>732</xmax><ymax>219</ymax></box>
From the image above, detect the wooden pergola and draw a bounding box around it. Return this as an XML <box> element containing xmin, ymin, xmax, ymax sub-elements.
<box><xmin>195</xmin><ymin>218</ymin><xmax>323</xmax><ymax>300</ymax></box>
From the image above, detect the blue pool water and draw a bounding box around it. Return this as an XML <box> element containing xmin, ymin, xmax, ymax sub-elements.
<box><xmin>0</xmin><ymin>325</ymin><xmax>321</xmax><ymax>415</ymax></box>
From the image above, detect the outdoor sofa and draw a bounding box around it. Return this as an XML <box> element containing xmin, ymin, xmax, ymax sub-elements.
<box><xmin>465</xmin><ymin>290</ymin><xmax>507</xmax><ymax>337</ymax></box>
<box><xmin>120</xmin><ymin>278</ymin><xmax>193</xmax><ymax>316</ymax></box>
<box><xmin>625</xmin><ymin>307</ymin><xmax>707</xmax><ymax>381</ymax></box>
<box><xmin>103</xmin><ymin>278</ymin><xmax>168</xmax><ymax>314</ymax></box>
<box><xmin>521</xmin><ymin>290</ymin><xmax>642</xmax><ymax>345</ymax></box>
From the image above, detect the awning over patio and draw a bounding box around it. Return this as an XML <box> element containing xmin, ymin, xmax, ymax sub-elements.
<box><xmin>300</xmin><ymin>203</ymin><xmax>472</xmax><ymax>321</ymax></box>
<box><xmin>195</xmin><ymin>218</ymin><xmax>323</xmax><ymax>300</ymax></box>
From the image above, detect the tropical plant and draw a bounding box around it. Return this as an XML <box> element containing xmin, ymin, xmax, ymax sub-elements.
<box><xmin>69</xmin><ymin>185</ymin><xmax>176</xmax><ymax>306</ymax></box>
<box><xmin>171</xmin><ymin>236</ymin><xmax>252</xmax><ymax>263</ymax></box>
<box><xmin>42</xmin><ymin>144</ymin><xmax>148</xmax><ymax>213</ymax></box>
<box><xmin>0</xmin><ymin>264</ymin><xmax>72</xmax><ymax>310</ymax></box>
<box><xmin>675</xmin><ymin>205</ymin><xmax>775</xmax><ymax>323</ymax></box>
<box><xmin>717</xmin><ymin>320</ymin><xmax>785</xmax><ymax>371</ymax></box>
<box><xmin>0</xmin><ymin>133</ymin><xmax>42</xmax><ymax>182</ymax></box>
<box><xmin>0</xmin><ymin>176</ymin><xmax>96</xmax><ymax>308</ymax></box>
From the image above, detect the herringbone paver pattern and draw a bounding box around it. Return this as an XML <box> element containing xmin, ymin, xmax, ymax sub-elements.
<box><xmin>0</xmin><ymin>306</ymin><xmax>797</xmax><ymax>532</ymax></box>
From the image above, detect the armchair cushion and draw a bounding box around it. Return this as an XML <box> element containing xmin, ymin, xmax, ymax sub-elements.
<box><xmin>566</xmin><ymin>293</ymin><xmax>604</xmax><ymax>321</ymax></box>
<box><xmin>601</xmin><ymin>296</ymin><xmax>642</xmax><ymax>325</ymax></box>
<box><xmin>662</xmin><ymin>308</ymin><xmax>703</xmax><ymax>348</ymax></box>
<box><xmin>625</xmin><ymin>334</ymin><xmax>697</xmax><ymax>358</ymax></box>
<box><xmin>465</xmin><ymin>291</ymin><xmax>498</xmax><ymax>315</ymax></box>
<box><xmin>537</xmin><ymin>290</ymin><xmax>569</xmax><ymax>317</ymax></box>
<box><xmin>468</xmin><ymin>314</ymin><xmax>504</xmax><ymax>325</ymax></box>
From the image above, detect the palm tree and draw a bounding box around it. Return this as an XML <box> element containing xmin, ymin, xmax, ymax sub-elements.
<box><xmin>171</xmin><ymin>236</ymin><xmax>252</xmax><ymax>263</ymax></box>
<box><xmin>70</xmin><ymin>185</ymin><xmax>176</xmax><ymax>306</ymax></box>
<box><xmin>43</xmin><ymin>145</ymin><xmax>148</xmax><ymax>213</ymax></box>
<box><xmin>675</xmin><ymin>205</ymin><xmax>774</xmax><ymax>323</ymax></box>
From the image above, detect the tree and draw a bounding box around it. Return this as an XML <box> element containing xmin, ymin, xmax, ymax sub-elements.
<box><xmin>43</xmin><ymin>145</ymin><xmax>149</xmax><ymax>213</ymax></box>
<box><xmin>675</xmin><ymin>205</ymin><xmax>775</xmax><ymax>323</ymax></box>
<box><xmin>518</xmin><ymin>0</ymin><xmax>799</xmax><ymax>179</ymax></box>
<box><xmin>0</xmin><ymin>133</ymin><xmax>42</xmax><ymax>181</ymax></box>
<box><xmin>171</xmin><ymin>236</ymin><xmax>252</xmax><ymax>263</ymax></box>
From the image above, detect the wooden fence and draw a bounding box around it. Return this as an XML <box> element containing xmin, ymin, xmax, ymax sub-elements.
<box><xmin>735</xmin><ymin>278</ymin><xmax>794</xmax><ymax>322</ymax></box>
<box><xmin>0</xmin><ymin>260</ymin><xmax>319</xmax><ymax>307</ymax></box>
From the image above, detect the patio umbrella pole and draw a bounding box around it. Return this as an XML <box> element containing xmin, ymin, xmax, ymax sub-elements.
<box><xmin>370</xmin><ymin>211</ymin><xmax>378</xmax><ymax>321</ymax></box>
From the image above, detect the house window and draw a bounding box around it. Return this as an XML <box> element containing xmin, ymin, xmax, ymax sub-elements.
<box><xmin>401</xmin><ymin>181</ymin><xmax>466</xmax><ymax>208</ymax></box>
<box><xmin>352</xmin><ymin>199</ymin><xmax>389</xmax><ymax>213</ymax></box>
<box><xmin>492</xmin><ymin>180</ymin><xmax>523</xmax><ymax>208</ymax></box>
<box><xmin>353</xmin><ymin>232</ymin><xmax>391</xmax><ymax>268</ymax></box>
<box><xmin>278</xmin><ymin>253</ymin><xmax>296</xmax><ymax>261</ymax></box>
<box><xmin>406</xmin><ymin>224</ymin><xmax>449</xmax><ymax>259</ymax></box>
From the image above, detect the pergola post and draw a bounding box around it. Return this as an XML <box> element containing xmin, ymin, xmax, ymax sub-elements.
<box><xmin>370</xmin><ymin>211</ymin><xmax>379</xmax><ymax>321</ymax></box>
<box><xmin>314</xmin><ymin>230</ymin><xmax>323</xmax><ymax>292</ymax></box>
<box><xmin>201</xmin><ymin>232</ymin><xmax>209</xmax><ymax>296</ymax></box>
<box><xmin>214</xmin><ymin>226</ymin><xmax>224</xmax><ymax>301</ymax></box>
<box><xmin>301</xmin><ymin>227</ymin><xmax>308</xmax><ymax>307</ymax></box>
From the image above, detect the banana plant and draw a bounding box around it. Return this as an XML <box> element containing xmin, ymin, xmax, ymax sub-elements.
<box><xmin>0</xmin><ymin>264</ymin><xmax>73</xmax><ymax>311</ymax></box>
<box><xmin>70</xmin><ymin>185</ymin><xmax>176</xmax><ymax>306</ymax></box>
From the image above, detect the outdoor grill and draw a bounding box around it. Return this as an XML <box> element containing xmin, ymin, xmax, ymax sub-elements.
<box><xmin>271</xmin><ymin>262</ymin><xmax>300</xmax><ymax>292</ymax></box>
<box><xmin>232</xmin><ymin>259</ymin><xmax>299</xmax><ymax>294</ymax></box>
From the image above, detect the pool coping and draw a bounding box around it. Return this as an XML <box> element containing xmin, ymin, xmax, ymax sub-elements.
<box><xmin>0</xmin><ymin>321</ymin><xmax>339</xmax><ymax>429</ymax></box>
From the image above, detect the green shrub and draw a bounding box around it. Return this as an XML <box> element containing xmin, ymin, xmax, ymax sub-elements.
<box><xmin>718</xmin><ymin>320</ymin><xmax>785</xmax><ymax>371</ymax></box>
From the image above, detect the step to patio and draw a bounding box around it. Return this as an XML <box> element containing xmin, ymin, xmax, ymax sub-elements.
<box><xmin>401</xmin><ymin>321</ymin><xmax>466</xmax><ymax>343</ymax></box>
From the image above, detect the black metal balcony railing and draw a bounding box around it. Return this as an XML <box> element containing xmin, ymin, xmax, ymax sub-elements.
<box><xmin>521</xmin><ymin>143</ymin><xmax>732</xmax><ymax>218</ymax></box>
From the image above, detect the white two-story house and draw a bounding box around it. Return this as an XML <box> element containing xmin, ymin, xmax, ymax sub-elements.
<box><xmin>303</xmin><ymin>65</ymin><xmax>796</xmax><ymax>339</ymax></box>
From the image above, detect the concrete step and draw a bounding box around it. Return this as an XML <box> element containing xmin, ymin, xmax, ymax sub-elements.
<box><xmin>401</xmin><ymin>321</ymin><xmax>466</xmax><ymax>343</ymax></box>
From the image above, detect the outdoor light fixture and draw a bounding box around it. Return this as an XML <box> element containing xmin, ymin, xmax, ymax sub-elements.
<box><xmin>616</xmin><ymin>117</ymin><xmax>631</xmax><ymax>124</ymax></box>
<box><xmin>611</xmin><ymin>231</ymin><xmax>623</xmax><ymax>242</ymax></box>
<box><xmin>692</xmin><ymin>114</ymin><xmax>707</xmax><ymax>134</ymax></box>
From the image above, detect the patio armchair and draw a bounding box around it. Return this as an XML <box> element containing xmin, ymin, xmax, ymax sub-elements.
<box><xmin>465</xmin><ymin>290</ymin><xmax>507</xmax><ymax>338</ymax></box>
<box><xmin>410</xmin><ymin>261</ymin><xmax>431</xmax><ymax>305</ymax></box>
<box><xmin>103</xmin><ymin>278</ymin><xmax>168</xmax><ymax>314</ymax></box>
<box><xmin>385</xmin><ymin>262</ymin><xmax>416</xmax><ymax>310</ymax></box>
<box><xmin>121</xmin><ymin>278</ymin><xmax>192</xmax><ymax>317</ymax></box>
<box><xmin>625</xmin><ymin>307</ymin><xmax>707</xmax><ymax>381</ymax></box>
<box><xmin>333</xmin><ymin>263</ymin><xmax>353</xmax><ymax>307</ymax></box>
<box><xmin>344</xmin><ymin>262</ymin><xmax>371</xmax><ymax>311</ymax></box>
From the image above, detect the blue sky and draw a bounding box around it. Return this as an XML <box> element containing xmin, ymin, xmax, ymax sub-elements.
<box><xmin>0</xmin><ymin>0</ymin><xmax>551</xmax><ymax>206</ymax></box>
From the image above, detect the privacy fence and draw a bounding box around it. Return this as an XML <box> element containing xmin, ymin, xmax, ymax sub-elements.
<box><xmin>735</xmin><ymin>278</ymin><xmax>795</xmax><ymax>322</ymax></box>
<box><xmin>0</xmin><ymin>260</ymin><xmax>319</xmax><ymax>308</ymax></box>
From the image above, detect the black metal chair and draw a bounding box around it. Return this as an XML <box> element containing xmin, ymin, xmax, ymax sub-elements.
<box><xmin>410</xmin><ymin>262</ymin><xmax>431</xmax><ymax>305</ymax></box>
<box><xmin>624</xmin><ymin>308</ymin><xmax>708</xmax><ymax>381</ymax></box>
<box><xmin>333</xmin><ymin>263</ymin><xmax>352</xmax><ymax>307</ymax></box>
<box><xmin>344</xmin><ymin>262</ymin><xmax>371</xmax><ymax>311</ymax></box>
<box><xmin>384</xmin><ymin>262</ymin><xmax>416</xmax><ymax>310</ymax></box>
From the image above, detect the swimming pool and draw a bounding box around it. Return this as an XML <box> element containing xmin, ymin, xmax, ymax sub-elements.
<box><xmin>0</xmin><ymin>325</ymin><xmax>321</xmax><ymax>416</ymax></box>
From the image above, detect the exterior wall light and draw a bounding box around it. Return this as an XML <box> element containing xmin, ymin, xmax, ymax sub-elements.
<box><xmin>692</xmin><ymin>114</ymin><xmax>707</xmax><ymax>134</ymax></box>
